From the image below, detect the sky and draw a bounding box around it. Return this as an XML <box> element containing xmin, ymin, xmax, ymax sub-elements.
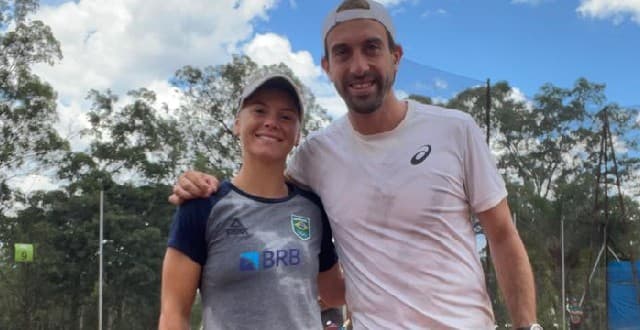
<box><xmin>10</xmin><ymin>0</ymin><xmax>639</xmax><ymax>191</ymax></box>
<box><xmin>32</xmin><ymin>0</ymin><xmax>639</xmax><ymax>121</ymax></box>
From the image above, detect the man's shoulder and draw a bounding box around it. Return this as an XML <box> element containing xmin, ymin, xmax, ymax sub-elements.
<box><xmin>179</xmin><ymin>181</ymin><xmax>234</xmax><ymax>215</ymax></box>
<box><xmin>290</xmin><ymin>183</ymin><xmax>323</xmax><ymax>208</ymax></box>
<box><xmin>300</xmin><ymin>116</ymin><xmax>349</xmax><ymax>147</ymax></box>
<box><xmin>409</xmin><ymin>100</ymin><xmax>475</xmax><ymax>124</ymax></box>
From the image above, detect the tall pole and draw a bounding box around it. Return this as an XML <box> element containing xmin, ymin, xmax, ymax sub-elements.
<box><xmin>485</xmin><ymin>79</ymin><xmax>491</xmax><ymax>145</ymax></box>
<box><xmin>99</xmin><ymin>190</ymin><xmax>103</xmax><ymax>330</ymax></box>
<box><xmin>561</xmin><ymin>215</ymin><xmax>566</xmax><ymax>330</ymax></box>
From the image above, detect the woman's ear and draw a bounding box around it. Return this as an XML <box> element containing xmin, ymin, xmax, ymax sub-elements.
<box><xmin>233</xmin><ymin>116</ymin><xmax>240</xmax><ymax>136</ymax></box>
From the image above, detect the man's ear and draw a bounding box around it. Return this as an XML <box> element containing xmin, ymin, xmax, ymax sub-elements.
<box><xmin>392</xmin><ymin>44</ymin><xmax>403</xmax><ymax>68</ymax></box>
<box><xmin>321</xmin><ymin>56</ymin><xmax>331</xmax><ymax>81</ymax></box>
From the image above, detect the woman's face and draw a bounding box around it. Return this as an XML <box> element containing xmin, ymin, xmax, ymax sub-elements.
<box><xmin>234</xmin><ymin>87</ymin><xmax>301</xmax><ymax>163</ymax></box>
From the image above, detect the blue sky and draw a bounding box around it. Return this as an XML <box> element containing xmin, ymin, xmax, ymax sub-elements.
<box><xmin>11</xmin><ymin>0</ymin><xmax>639</xmax><ymax>193</ymax></box>
<box><xmin>31</xmin><ymin>0</ymin><xmax>639</xmax><ymax>125</ymax></box>
<box><xmin>260</xmin><ymin>0</ymin><xmax>639</xmax><ymax>106</ymax></box>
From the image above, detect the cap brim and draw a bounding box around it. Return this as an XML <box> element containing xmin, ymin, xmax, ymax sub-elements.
<box><xmin>238</xmin><ymin>73</ymin><xmax>304</xmax><ymax>121</ymax></box>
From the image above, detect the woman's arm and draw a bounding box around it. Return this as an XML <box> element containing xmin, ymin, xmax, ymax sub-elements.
<box><xmin>158</xmin><ymin>248</ymin><xmax>202</xmax><ymax>330</ymax></box>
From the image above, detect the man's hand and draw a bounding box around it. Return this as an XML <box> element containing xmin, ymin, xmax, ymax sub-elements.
<box><xmin>168</xmin><ymin>171</ymin><xmax>219</xmax><ymax>205</ymax></box>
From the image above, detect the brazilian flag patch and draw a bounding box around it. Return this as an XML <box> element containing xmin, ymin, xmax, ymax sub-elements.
<box><xmin>291</xmin><ymin>215</ymin><xmax>311</xmax><ymax>240</ymax></box>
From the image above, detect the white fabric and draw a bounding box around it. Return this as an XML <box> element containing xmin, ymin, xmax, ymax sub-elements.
<box><xmin>287</xmin><ymin>100</ymin><xmax>507</xmax><ymax>329</ymax></box>
<box><xmin>322</xmin><ymin>0</ymin><xmax>396</xmax><ymax>42</ymax></box>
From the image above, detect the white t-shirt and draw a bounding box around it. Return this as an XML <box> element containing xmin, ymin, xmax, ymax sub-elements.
<box><xmin>287</xmin><ymin>100</ymin><xmax>507</xmax><ymax>329</ymax></box>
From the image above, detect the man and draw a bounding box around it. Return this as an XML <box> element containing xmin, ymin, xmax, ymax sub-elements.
<box><xmin>170</xmin><ymin>0</ymin><xmax>540</xmax><ymax>329</ymax></box>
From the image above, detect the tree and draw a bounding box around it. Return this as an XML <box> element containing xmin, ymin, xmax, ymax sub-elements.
<box><xmin>171</xmin><ymin>54</ymin><xmax>331</xmax><ymax>177</ymax></box>
<box><xmin>0</xmin><ymin>0</ymin><xmax>68</xmax><ymax>212</ymax></box>
<box><xmin>81</xmin><ymin>88</ymin><xmax>186</xmax><ymax>186</ymax></box>
<box><xmin>430</xmin><ymin>78</ymin><xmax>640</xmax><ymax>327</ymax></box>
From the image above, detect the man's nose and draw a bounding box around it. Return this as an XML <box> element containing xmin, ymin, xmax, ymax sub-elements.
<box><xmin>349</xmin><ymin>51</ymin><xmax>369</xmax><ymax>76</ymax></box>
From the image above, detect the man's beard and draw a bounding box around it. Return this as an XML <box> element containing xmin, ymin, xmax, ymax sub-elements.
<box><xmin>339</xmin><ymin>71</ymin><xmax>395</xmax><ymax>114</ymax></box>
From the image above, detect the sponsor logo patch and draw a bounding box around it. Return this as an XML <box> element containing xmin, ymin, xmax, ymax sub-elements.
<box><xmin>411</xmin><ymin>144</ymin><xmax>432</xmax><ymax>165</ymax></box>
<box><xmin>226</xmin><ymin>218</ymin><xmax>249</xmax><ymax>237</ymax></box>
<box><xmin>239</xmin><ymin>251</ymin><xmax>260</xmax><ymax>271</ymax></box>
<box><xmin>239</xmin><ymin>249</ymin><xmax>301</xmax><ymax>271</ymax></box>
<box><xmin>290</xmin><ymin>215</ymin><xmax>311</xmax><ymax>240</ymax></box>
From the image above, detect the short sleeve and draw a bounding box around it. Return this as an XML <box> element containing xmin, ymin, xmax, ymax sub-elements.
<box><xmin>462</xmin><ymin>118</ymin><xmax>508</xmax><ymax>214</ymax></box>
<box><xmin>318</xmin><ymin>207</ymin><xmax>338</xmax><ymax>272</ymax></box>
<box><xmin>167</xmin><ymin>198</ymin><xmax>214</xmax><ymax>265</ymax></box>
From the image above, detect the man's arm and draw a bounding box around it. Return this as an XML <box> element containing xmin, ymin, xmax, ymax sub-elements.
<box><xmin>318</xmin><ymin>263</ymin><xmax>346</xmax><ymax>308</ymax></box>
<box><xmin>158</xmin><ymin>248</ymin><xmax>202</xmax><ymax>330</ymax></box>
<box><xmin>477</xmin><ymin>198</ymin><xmax>537</xmax><ymax>328</ymax></box>
<box><xmin>169</xmin><ymin>171</ymin><xmax>307</xmax><ymax>205</ymax></box>
<box><xmin>169</xmin><ymin>171</ymin><xmax>219</xmax><ymax>205</ymax></box>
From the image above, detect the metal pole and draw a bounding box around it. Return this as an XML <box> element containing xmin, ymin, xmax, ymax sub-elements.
<box><xmin>99</xmin><ymin>190</ymin><xmax>103</xmax><ymax>330</ymax></box>
<box><xmin>485</xmin><ymin>79</ymin><xmax>491</xmax><ymax>145</ymax></box>
<box><xmin>561</xmin><ymin>215</ymin><xmax>566</xmax><ymax>330</ymax></box>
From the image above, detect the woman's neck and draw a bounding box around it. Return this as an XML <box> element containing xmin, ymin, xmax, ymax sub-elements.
<box><xmin>232</xmin><ymin>159</ymin><xmax>288</xmax><ymax>198</ymax></box>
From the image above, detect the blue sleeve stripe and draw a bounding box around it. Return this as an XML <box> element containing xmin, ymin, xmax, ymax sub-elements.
<box><xmin>167</xmin><ymin>182</ymin><xmax>233</xmax><ymax>266</ymax></box>
<box><xmin>318</xmin><ymin>209</ymin><xmax>338</xmax><ymax>272</ymax></box>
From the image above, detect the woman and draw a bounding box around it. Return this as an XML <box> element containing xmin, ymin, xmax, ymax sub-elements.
<box><xmin>159</xmin><ymin>72</ymin><xmax>344</xmax><ymax>330</ymax></box>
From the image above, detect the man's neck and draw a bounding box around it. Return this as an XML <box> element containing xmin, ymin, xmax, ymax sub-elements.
<box><xmin>348</xmin><ymin>93</ymin><xmax>408</xmax><ymax>135</ymax></box>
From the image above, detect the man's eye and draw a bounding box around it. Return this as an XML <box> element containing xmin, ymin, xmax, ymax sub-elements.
<box><xmin>366</xmin><ymin>44</ymin><xmax>381</xmax><ymax>54</ymax></box>
<box><xmin>333</xmin><ymin>48</ymin><xmax>348</xmax><ymax>57</ymax></box>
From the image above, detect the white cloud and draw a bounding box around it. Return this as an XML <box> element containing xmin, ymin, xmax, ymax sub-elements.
<box><xmin>511</xmin><ymin>0</ymin><xmax>548</xmax><ymax>5</ymax></box>
<box><xmin>243</xmin><ymin>33</ymin><xmax>346</xmax><ymax>118</ymax></box>
<box><xmin>421</xmin><ymin>8</ymin><xmax>448</xmax><ymax>18</ymax></box>
<box><xmin>434</xmin><ymin>78</ymin><xmax>448</xmax><ymax>90</ymax></box>
<box><xmin>377</xmin><ymin>0</ymin><xmax>418</xmax><ymax>6</ymax></box>
<box><xmin>508</xmin><ymin>87</ymin><xmax>534</xmax><ymax>110</ymax></box>
<box><xmin>34</xmin><ymin>0</ymin><xmax>277</xmax><ymax>101</ymax></box>
<box><xmin>7</xmin><ymin>174</ymin><xmax>59</xmax><ymax>194</ymax></box>
<box><xmin>243</xmin><ymin>33</ymin><xmax>322</xmax><ymax>87</ymax></box>
<box><xmin>317</xmin><ymin>95</ymin><xmax>348</xmax><ymax>119</ymax></box>
<box><xmin>577</xmin><ymin>0</ymin><xmax>640</xmax><ymax>24</ymax></box>
<box><xmin>31</xmin><ymin>0</ymin><xmax>278</xmax><ymax>151</ymax></box>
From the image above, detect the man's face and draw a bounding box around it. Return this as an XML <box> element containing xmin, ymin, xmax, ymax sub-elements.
<box><xmin>322</xmin><ymin>19</ymin><xmax>402</xmax><ymax>114</ymax></box>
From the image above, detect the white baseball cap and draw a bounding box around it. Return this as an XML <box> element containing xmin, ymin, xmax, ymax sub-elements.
<box><xmin>237</xmin><ymin>72</ymin><xmax>304</xmax><ymax>122</ymax></box>
<box><xmin>322</xmin><ymin>0</ymin><xmax>396</xmax><ymax>44</ymax></box>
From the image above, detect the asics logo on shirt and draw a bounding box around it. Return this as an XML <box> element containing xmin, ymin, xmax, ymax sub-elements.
<box><xmin>410</xmin><ymin>144</ymin><xmax>432</xmax><ymax>165</ymax></box>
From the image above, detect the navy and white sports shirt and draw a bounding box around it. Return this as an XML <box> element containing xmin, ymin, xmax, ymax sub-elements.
<box><xmin>168</xmin><ymin>181</ymin><xmax>337</xmax><ymax>330</ymax></box>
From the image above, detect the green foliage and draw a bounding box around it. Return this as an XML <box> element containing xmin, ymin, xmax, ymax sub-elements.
<box><xmin>83</xmin><ymin>88</ymin><xmax>186</xmax><ymax>185</ymax></box>
<box><xmin>0</xmin><ymin>2</ymin><xmax>637</xmax><ymax>326</ymax></box>
<box><xmin>442</xmin><ymin>77</ymin><xmax>640</xmax><ymax>328</ymax></box>
<box><xmin>171</xmin><ymin>54</ymin><xmax>331</xmax><ymax>178</ymax></box>
<box><xmin>0</xmin><ymin>0</ymin><xmax>67</xmax><ymax>211</ymax></box>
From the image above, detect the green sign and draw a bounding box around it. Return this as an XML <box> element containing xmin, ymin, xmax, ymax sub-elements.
<box><xmin>14</xmin><ymin>243</ymin><xmax>34</xmax><ymax>262</ymax></box>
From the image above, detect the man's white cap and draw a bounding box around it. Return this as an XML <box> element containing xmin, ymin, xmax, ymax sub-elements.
<box><xmin>238</xmin><ymin>72</ymin><xmax>305</xmax><ymax>122</ymax></box>
<box><xmin>322</xmin><ymin>0</ymin><xmax>396</xmax><ymax>43</ymax></box>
